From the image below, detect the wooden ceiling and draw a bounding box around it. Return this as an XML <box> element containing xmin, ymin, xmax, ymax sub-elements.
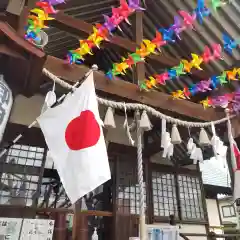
<box><xmin>0</xmin><ymin>0</ymin><xmax>237</xmax><ymax>124</ymax></box>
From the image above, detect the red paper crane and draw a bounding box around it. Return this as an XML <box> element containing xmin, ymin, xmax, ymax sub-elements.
<box><xmin>36</xmin><ymin>1</ymin><xmax>57</xmax><ymax>14</ymax></box>
<box><xmin>152</xmin><ymin>31</ymin><xmax>167</xmax><ymax>50</ymax></box>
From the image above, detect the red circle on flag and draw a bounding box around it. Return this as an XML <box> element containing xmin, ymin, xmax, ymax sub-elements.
<box><xmin>65</xmin><ymin>110</ymin><xmax>100</xmax><ymax>150</ymax></box>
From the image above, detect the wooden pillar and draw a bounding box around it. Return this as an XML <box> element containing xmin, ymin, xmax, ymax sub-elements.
<box><xmin>133</xmin><ymin>10</ymin><xmax>145</xmax><ymax>85</ymax></box>
<box><xmin>197</xmin><ymin>163</ymin><xmax>211</xmax><ymax>239</ymax></box>
<box><xmin>72</xmin><ymin>200</ymin><xmax>88</xmax><ymax>240</ymax></box>
<box><xmin>6</xmin><ymin>0</ymin><xmax>37</xmax><ymax>36</ymax></box>
<box><xmin>51</xmin><ymin>212</ymin><xmax>67</xmax><ymax>240</ymax></box>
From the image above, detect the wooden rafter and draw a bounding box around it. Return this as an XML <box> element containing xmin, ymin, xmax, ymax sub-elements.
<box><xmin>45</xmin><ymin>56</ymin><xmax>225</xmax><ymax>121</ymax></box>
<box><xmin>0</xmin><ymin>13</ymin><xmax>227</xmax><ymax>121</ymax></box>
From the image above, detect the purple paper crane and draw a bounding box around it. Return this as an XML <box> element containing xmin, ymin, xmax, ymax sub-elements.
<box><xmin>212</xmin><ymin>96</ymin><xmax>229</xmax><ymax>108</ymax></box>
<box><xmin>103</xmin><ymin>15</ymin><xmax>116</xmax><ymax>33</ymax></box>
<box><xmin>170</xmin><ymin>16</ymin><xmax>185</xmax><ymax>40</ymax></box>
<box><xmin>128</xmin><ymin>0</ymin><xmax>145</xmax><ymax>10</ymax></box>
<box><xmin>234</xmin><ymin>90</ymin><xmax>240</xmax><ymax>102</ymax></box>
<box><xmin>41</xmin><ymin>0</ymin><xmax>65</xmax><ymax>5</ymax></box>
<box><xmin>195</xmin><ymin>79</ymin><xmax>212</xmax><ymax>92</ymax></box>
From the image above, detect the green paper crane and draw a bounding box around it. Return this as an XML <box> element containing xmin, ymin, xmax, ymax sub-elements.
<box><xmin>130</xmin><ymin>53</ymin><xmax>144</xmax><ymax>64</ymax></box>
<box><xmin>217</xmin><ymin>72</ymin><xmax>228</xmax><ymax>85</ymax></box>
<box><xmin>211</xmin><ymin>0</ymin><xmax>226</xmax><ymax>11</ymax></box>
<box><xmin>140</xmin><ymin>82</ymin><xmax>148</xmax><ymax>91</ymax></box>
<box><xmin>172</xmin><ymin>62</ymin><xmax>186</xmax><ymax>77</ymax></box>
<box><xmin>69</xmin><ymin>50</ymin><xmax>82</xmax><ymax>63</ymax></box>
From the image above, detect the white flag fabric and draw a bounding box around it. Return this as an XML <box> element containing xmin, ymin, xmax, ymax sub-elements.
<box><xmin>37</xmin><ymin>72</ymin><xmax>110</xmax><ymax>204</ymax></box>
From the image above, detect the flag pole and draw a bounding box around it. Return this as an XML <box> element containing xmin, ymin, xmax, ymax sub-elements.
<box><xmin>135</xmin><ymin>110</ymin><xmax>146</xmax><ymax>240</ymax></box>
<box><xmin>0</xmin><ymin>65</ymin><xmax>98</xmax><ymax>158</ymax></box>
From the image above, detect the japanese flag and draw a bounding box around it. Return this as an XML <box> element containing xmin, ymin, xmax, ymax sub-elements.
<box><xmin>37</xmin><ymin>72</ymin><xmax>110</xmax><ymax>204</ymax></box>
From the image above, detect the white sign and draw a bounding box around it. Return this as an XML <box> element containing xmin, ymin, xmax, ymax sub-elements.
<box><xmin>20</xmin><ymin>219</ymin><xmax>54</xmax><ymax>240</ymax></box>
<box><xmin>146</xmin><ymin>225</ymin><xmax>179</xmax><ymax>240</ymax></box>
<box><xmin>0</xmin><ymin>218</ymin><xmax>22</xmax><ymax>240</ymax></box>
<box><xmin>0</xmin><ymin>75</ymin><xmax>13</xmax><ymax>143</ymax></box>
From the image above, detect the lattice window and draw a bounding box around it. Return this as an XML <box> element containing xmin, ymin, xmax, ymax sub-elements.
<box><xmin>152</xmin><ymin>171</ymin><xmax>178</xmax><ymax>217</ymax></box>
<box><xmin>178</xmin><ymin>175</ymin><xmax>204</xmax><ymax>220</ymax></box>
<box><xmin>117</xmin><ymin>160</ymin><xmax>146</xmax><ymax>214</ymax></box>
<box><xmin>0</xmin><ymin>144</ymin><xmax>45</xmax><ymax>206</ymax></box>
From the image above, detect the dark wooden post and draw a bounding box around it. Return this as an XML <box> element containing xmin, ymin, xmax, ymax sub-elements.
<box><xmin>51</xmin><ymin>212</ymin><xmax>67</xmax><ymax>240</ymax></box>
<box><xmin>72</xmin><ymin>200</ymin><xmax>88</xmax><ymax>240</ymax></box>
<box><xmin>133</xmin><ymin>10</ymin><xmax>145</xmax><ymax>85</ymax></box>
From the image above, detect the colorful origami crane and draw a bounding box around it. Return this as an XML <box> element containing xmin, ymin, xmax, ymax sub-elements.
<box><xmin>170</xmin><ymin>16</ymin><xmax>184</xmax><ymax>40</ymax></box>
<box><xmin>190</xmin><ymin>54</ymin><xmax>203</xmax><ymax>70</ymax></box>
<box><xmin>217</xmin><ymin>72</ymin><xmax>227</xmax><ymax>85</ymax></box>
<box><xmin>142</xmin><ymin>40</ymin><xmax>157</xmax><ymax>55</ymax></box>
<box><xmin>200</xmin><ymin>98</ymin><xmax>212</xmax><ymax>109</ymax></box>
<box><xmin>151</xmin><ymin>31</ymin><xmax>167</xmax><ymax>51</ymax></box>
<box><xmin>172</xmin><ymin>62</ymin><xmax>186</xmax><ymax>76</ymax></box>
<box><xmin>172</xmin><ymin>90</ymin><xmax>186</xmax><ymax>100</ymax></box>
<box><xmin>194</xmin><ymin>0</ymin><xmax>211</xmax><ymax>24</ymax></box>
<box><xmin>31</xmin><ymin>8</ymin><xmax>54</xmax><ymax>21</ymax></box>
<box><xmin>211</xmin><ymin>0</ymin><xmax>226</xmax><ymax>12</ymax></box>
<box><xmin>155</xmin><ymin>72</ymin><xmax>169</xmax><ymax>85</ymax></box>
<box><xmin>128</xmin><ymin>0</ymin><xmax>145</xmax><ymax>10</ymax></box>
<box><xmin>212</xmin><ymin>43</ymin><xmax>223</xmax><ymax>59</ymax></box>
<box><xmin>195</xmin><ymin>80</ymin><xmax>212</xmax><ymax>92</ymax></box>
<box><xmin>181</xmin><ymin>59</ymin><xmax>193</xmax><ymax>73</ymax></box>
<box><xmin>202</xmin><ymin>46</ymin><xmax>213</xmax><ymax>63</ymax></box>
<box><xmin>36</xmin><ymin>1</ymin><xmax>57</xmax><ymax>14</ymax></box>
<box><xmin>178</xmin><ymin>11</ymin><xmax>196</xmax><ymax>30</ymax></box>
<box><xmin>41</xmin><ymin>0</ymin><xmax>65</xmax><ymax>5</ymax></box>
<box><xmin>226</xmin><ymin>68</ymin><xmax>239</xmax><ymax>81</ymax></box>
<box><xmin>223</xmin><ymin>34</ymin><xmax>238</xmax><ymax>55</ymax></box>
<box><xmin>159</xmin><ymin>28</ymin><xmax>175</xmax><ymax>43</ymax></box>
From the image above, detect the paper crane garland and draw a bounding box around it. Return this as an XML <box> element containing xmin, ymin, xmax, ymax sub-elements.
<box><xmin>141</xmin><ymin>32</ymin><xmax>240</xmax><ymax>91</ymax></box>
<box><xmin>106</xmin><ymin>0</ymin><xmax>233</xmax><ymax>80</ymax></box>
<box><xmin>67</xmin><ymin>0</ymin><xmax>144</xmax><ymax>64</ymax></box>
<box><xmin>200</xmin><ymin>89</ymin><xmax>240</xmax><ymax>114</ymax></box>
<box><xmin>170</xmin><ymin>67</ymin><xmax>240</xmax><ymax>100</ymax></box>
<box><xmin>25</xmin><ymin>1</ymin><xmax>62</xmax><ymax>47</ymax></box>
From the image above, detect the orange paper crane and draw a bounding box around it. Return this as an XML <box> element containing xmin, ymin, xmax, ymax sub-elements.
<box><xmin>226</xmin><ymin>68</ymin><xmax>239</xmax><ymax>81</ymax></box>
<box><xmin>181</xmin><ymin>59</ymin><xmax>193</xmax><ymax>73</ymax></box>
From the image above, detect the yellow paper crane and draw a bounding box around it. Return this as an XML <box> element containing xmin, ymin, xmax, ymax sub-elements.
<box><xmin>142</xmin><ymin>39</ymin><xmax>157</xmax><ymax>55</ymax></box>
<box><xmin>78</xmin><ymin>41</ymin><xmax>94</xmax><ymax>56</ymax></box>
<box><xmin>88</xmin><ymin>27</ymin><xmax>104</xmax><ymax>48</ymax></box>
<box><xmin>172</xmin><ymin>90</ymin><xmax>186</xmax><ymax>100</ymax></box>
<box><xmin>149</xmin><ymin>76</ymin><xmax>157</xmax><ymax>87</ymax></box>
<box><xmin>31</xmin><ymin>8</ymin><xmax>54</xmax><ymax>21</ymax></box>
<box><xmin>181</xmin><ymin>59</ymin><xmax>193</xmax><ymax>73</ymax></box>
<box><xmin>190</xmin><ymin>53</ymin><xmax>203</xmax><ymax>70</ymax></box>
<box><xmin>200</xmin><ymin>98</ymin><xmax>211</xmax><ymax>109</ymax></box>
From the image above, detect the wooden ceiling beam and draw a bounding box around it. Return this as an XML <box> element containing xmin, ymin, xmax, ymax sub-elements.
<box><xmin>50</xmin><ymin>12</ymin><xmax>209</xmax><ymax>79</ymax></box>
<box><xmin>0</xmin><ymin>21</ymin><xmax>44</xmax><ymax>58</ymax></box>
<box><xmin>44</xmin><ymin>55</ymin><xmax>225</xmax><ymax>121</ymax></box>
<box><xmin>0</xmin><ymin>43</ymin><xmax>26</xmax><ymax>59</ymax></box>
<box><xmin>0</xmin><ymin>21</ymin><xmax>46</xmax><ymax>95</ymax></box>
